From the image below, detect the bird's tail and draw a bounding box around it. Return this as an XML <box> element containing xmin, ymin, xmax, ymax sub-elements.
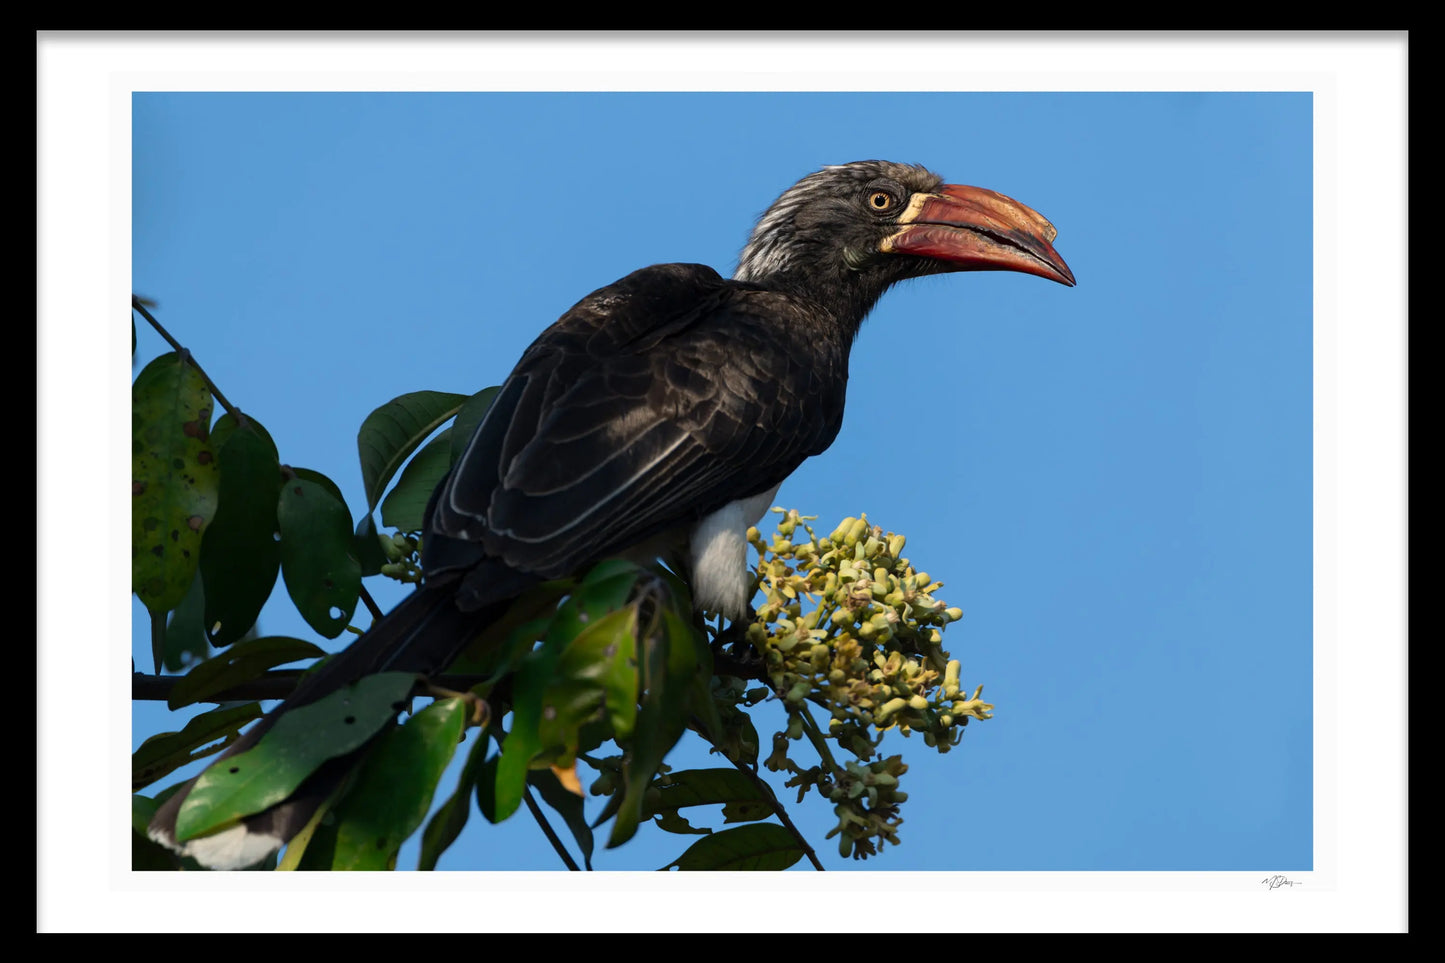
<box><xmin>146</xmin><ymin>577</ymin><xmax>509</xmax><ymax>870</ymax></box>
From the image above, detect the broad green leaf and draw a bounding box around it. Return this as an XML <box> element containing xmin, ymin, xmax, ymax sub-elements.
<box><xmin>654</xmin><ymin>809</ymin><xmax>711</xmax><ymax>836</ymax></box>
<box><xmin>418</xmin><ymin>727</ymin><xmax>491</xmax><ymax>870</ymax></box>
<box><xmin>544</xmin><ymin>606</ymin><xmax>640</xmax><ymax>747</ymax></box>
<box><xmin>276</xmin><ymin>476</ymin><xmax>361</xmax><ymax>639</ymax></box>
<box><xmin>131</xmin><ymin>702</ymin><xmax>263</xmax><ymax>791</ymax></box>
<box><xmin>132</xmin><ymin>352</ymin><xmax>219</xmax><ymax>614</ymax></box>
<box><xmin>175</xmin><ymin>672</ymin><xmax>417</xmax><ymax>842</ymax></box>
<box><xmin>662</xmin><ymin>823</ymin><xmax>805</xmax><ymax>871</ymax></box>
<box><xmin>326</xmin><ymin>697</ymin><xmax>471</xmax><ymax>870</ymax></box>
<box><xmin>448</xmin><ymin>386</ymin><xmax>501</xmax><ymax>465</ymax></box>
<box><xmin>200</xmin><ymin>419</ymin><xmax>283</xmax><ymax>647</ymax></box>
<box><xmin>447</xmin><ymin>578</ymin><xmax>573</xmax><ymax>677</ymax></box>
<box><xmin>380</xmin><ymin>428</ymin><xmax>452</xmax><ymax>532</ymax></box>
<box><xmin>528</xmin><ymin>766</ymin><xmax>595</xmax><ymax>870</ymax></box>
<box><xmin>578</xmin><ymin>558</ymin><xmax>647</xmax><ymax>612</ymax></box>
<box><xmin>492</xmin><ymin>600</ymin><xmax>580</xmax><ymax>822</ymax></box>
<box><xmin>353</xmin><ymin>514</ymin><xmax>389</xmax><ymax>578</ymax></box>
<box><xmin>290</xmin><ymin>467</ymin><xmax>347</xmax><ymax>506</ymax></box>
<box><xmin>474</xmin><ymin>751</ymin><xmax>503</xmax><ymax>824</ymax></box>
<box><xmin>611</xmin><ymin>606</ymin><xmax>702</xmax><ymax>848</ymax></box>
<box><xmin>721</xmin><ymin>799</ymin><xmax>775</xmax><ymax>824</ymax></box>
<box><xmin>163</xmin><ymin>570</ymin><xmax>210</xmax><ymax>672</ymax></box>
<box><xmin>357</xmin><ymin>390</ymin><xmax>468</xmax><ymax>511</ymax></box>
<box><xmin>645</xmin><ymin>768</ymin><xmax>770</xmax><ymax>821</ymax></box>
<box><xmin>166</xmin><ymin>636</ymin><xmax>326</xmax><ymax>710</ymax></box>
<box><xmin>208</xmin><ymin>411</ymin><xmax>279</xmax><ymax>465</ymax></box>
<box><xmin>495</xmin><ymin>600</ymin><xmax>640</xmax><ymax>821</ymax></box>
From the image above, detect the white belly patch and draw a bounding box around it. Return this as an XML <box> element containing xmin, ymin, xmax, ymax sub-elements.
<box><xmin>688</xmin><ymin>484</ymin><xmax>781</xmax><ymax>620</ymax></box>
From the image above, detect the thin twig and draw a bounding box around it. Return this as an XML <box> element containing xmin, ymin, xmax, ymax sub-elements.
<box><xmin>722</xmin><ymin>745</ymin><xmax>825</xmax><ymax>871</ymax></box>
<box><xmin>792</xmin><ymin>702</ymin><xmax>842</xmax><ymax>774</ymax></box>
<box><xmin>131</xmin><ymin>296</ymin><xmax>244</xmax><ymax>424</ymax></box>
<box><xmin>358</xmin><ymin>584</ymin><xmax>384</xmax><ymax>621</ymax></box>
<box><xmin>523</xmin><ymin>787</ymin><xmax>581</xmax><ymax>871</ymax></box>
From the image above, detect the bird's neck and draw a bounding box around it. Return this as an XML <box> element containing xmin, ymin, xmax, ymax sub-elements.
<box><xmin>740</xmin><ymin>264</ymin><xmax>891</xmax><ymax>345</ymax></box>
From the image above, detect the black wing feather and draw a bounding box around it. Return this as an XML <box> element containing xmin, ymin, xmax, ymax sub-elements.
<box><xmin>424</xmin><ymin>262</ymin><xmax>848</xmax><ymax>600</ymax></box>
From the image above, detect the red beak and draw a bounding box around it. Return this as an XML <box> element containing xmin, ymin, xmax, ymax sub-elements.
<box><xmin>881</xmin><ymin>184</ymin><xmax>1075</xmax><ymax>287</ymax></box>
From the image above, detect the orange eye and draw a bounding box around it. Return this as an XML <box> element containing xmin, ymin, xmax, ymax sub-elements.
<box><xmin>868</xmin><ymin>191</ymin><xmax>896</xmax><ymax>212</ymax></box>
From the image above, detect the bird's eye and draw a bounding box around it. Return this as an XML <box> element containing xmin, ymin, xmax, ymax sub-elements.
<box><xmin>867</xmin><ymin>190</ymin><xmax>897</xmax><ymax>213</ymax></box>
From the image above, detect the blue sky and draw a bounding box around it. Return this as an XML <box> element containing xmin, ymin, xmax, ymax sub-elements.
<box><xmin>128</xmin><ymin>90</ymin><xmax>1315</xmax><ymax>873</ymax></box>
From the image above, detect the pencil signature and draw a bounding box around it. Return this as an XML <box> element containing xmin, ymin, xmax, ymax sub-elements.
<box><xmin>1261</xmin><ymin>874</ymin><xmax>1301</xmax><ymax>890</ymax></box>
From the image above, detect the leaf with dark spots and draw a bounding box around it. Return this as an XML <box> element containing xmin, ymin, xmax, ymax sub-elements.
<box><xmin>175</xmin><ymin>673</ymin><xmax>417</xmax><ymax>841</ymax></box>
<box><xmin>132</xmin><ymin>352</ymin><xmax>219</xmax><ymax>614</ymax></box>
<box><xmin>322</xmin><ymin>697</ymin><xmax>471</xmax><ymax>871</ymax></box>
<box><xmin>132</xmin><ymin>702</ymin><xmax>263</xmax><ymax>791</ymax></box>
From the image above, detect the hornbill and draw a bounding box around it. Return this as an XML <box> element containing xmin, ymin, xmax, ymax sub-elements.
<box><xmin>148</xmin><ymin>160</ymin><xmax>1073</xmax><ymax>869</ymax></box>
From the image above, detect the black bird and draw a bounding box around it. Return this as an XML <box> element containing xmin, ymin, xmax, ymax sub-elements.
<box><xmin>148</xmin><ymin>160</ymin><xmax>1074</xmax><ymax>868</ymax></box>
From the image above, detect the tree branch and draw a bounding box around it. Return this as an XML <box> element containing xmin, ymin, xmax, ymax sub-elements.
<box><xmin>132</xmin><ymin>296</ymin><xmax>244</xmax><ymax>426</ymax></box>
<box><xmin>131</xmin><ymin>670</ymin><xmax>494</xmax><ymax>704</ymax></box>
<box><xmin>723</xmin><ymin>744</ymin><xmax>825</xmax><ymax>871</ymax></box>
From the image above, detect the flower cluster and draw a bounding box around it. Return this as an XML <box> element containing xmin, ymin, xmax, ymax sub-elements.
<box><xmin>379</xmin><ymin>531</ymin><xmax>423</xmax><ymax>583</ymax></box>
<box><xmin>731</xmin><ymin>509</ymin><xmax>994</xmax><ymax>859</ymax></box>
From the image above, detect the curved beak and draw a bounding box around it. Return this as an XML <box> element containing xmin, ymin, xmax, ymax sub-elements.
<box><xmin>881</xmin><ymin>184</ymin><xmax>1075</xmax><ymax>287</ymax></box>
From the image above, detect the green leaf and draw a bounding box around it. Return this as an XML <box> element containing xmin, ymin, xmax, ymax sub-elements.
<box><xmin>290</xmin><ymin>467</ymin><xmax>347</xmax><ymax>507</ymax></box>
<box><xmin>474</xmin><ymin>751</ymin><xmax>503</xmax><ymax>824</ymax></box>
<box><xmin>163</xmin><ymin>570</ymin><xmax>210</xmax><ymax>672</ymax></box>
<box><xmin>654</xmin><ymin>808</ymin><xmax>711</xmax><ymax>836</ymax></box>
<box><xmin>612</xmin><ymin>605</ymin><xmax>702</xmax><ymax>848</ymax></box>
<box><xmin>528</xmin><ymin>766</ymin><xmax>595</xmax><ymax>870</ymax></box>
<box><xmin>492</xmin><ymin>600</ymin><xmax>580</xmax><ymax>822</ymax></box>
<box><xmin>200</xmin><ymin>419</ymin><xmax>283</xmax><ymax>647</ymax></box>
<box><xmin>495</xmin><ymin>601</ymin><xmax>640</xmax><ymax>822</ymax></box>
<box><xmin>448</xmin><ymin>386</ymin><xmax>501</xmax><ymax>466</ymax></box>
<box><xmin>208</xmin><ymin>411</ymin><xmax>279</xmax><ymax>465</ymax></box>
<box><xmin>446</xmin><ymin>578</ymin><xmax>573</xmax><ymax>676</ymax></box>
<box><xmin>175</xmin><ymin>672</ymin><xmax>417</xmax><ymax>842</ymax></box>
<box><xmin>132</xmin><ymin>352</ymin><xmax>219</xmax><ymax>614</ymax></box>
<box><xmin>662</xmin><ymin>823</ymin><xmax>805</xmax><ymax>871</ymax></box>
<box><xmin>276</xmin><ymin>476</ymin><xmax>361</xmax><ymax>639</ymax></box>
<box><xmin>418</xmin><ymin>727</ymin><xmax>491</xmax><ymax>870</ymax></box>
<box><xmin>380</xmin><ymin>428</ymin><xmax>453</xmax><ymax>532</ymax></box>
<box><xmin>353</xmin><ymin>514</ymin><xmax>389</xmax><ymax>578</ymax></box>
<box><xmin>132</xmin><ymin>702</ymin><xmax>263</xmax><ymax>791</ymax></box>
<box><xmin>325</xmin><ymin>697</ymin><xmax>471</xmax><ymax>870</ymax></box>
<box><xmin>166</xmin><ymin>636</ymin><xmax>326</xmax><ymax>710</ymax></box>
<box><xmin>357</xmin><ymin>390</ymin><xmax>468</xmax><ymax>512</ymax></box>
<box><xmin>578</xmin><ymin>558</ymin><xmax>648</xmax><ymax>612</ymax></box>
<box><xmin>645</xmin><ymin>768</ymin><xmax>770</xmax><ymax>820</ymax></box>
<box><xmin>721</xmin><ymin>800</ymin><xmax>775</xmax><ymax>824</ymax></box>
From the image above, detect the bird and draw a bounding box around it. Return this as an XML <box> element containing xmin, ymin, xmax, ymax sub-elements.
<box><xmin>147</xmin><ymin>159</ymin><xmax>1074</xmax><ymax>869</ymax></box>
